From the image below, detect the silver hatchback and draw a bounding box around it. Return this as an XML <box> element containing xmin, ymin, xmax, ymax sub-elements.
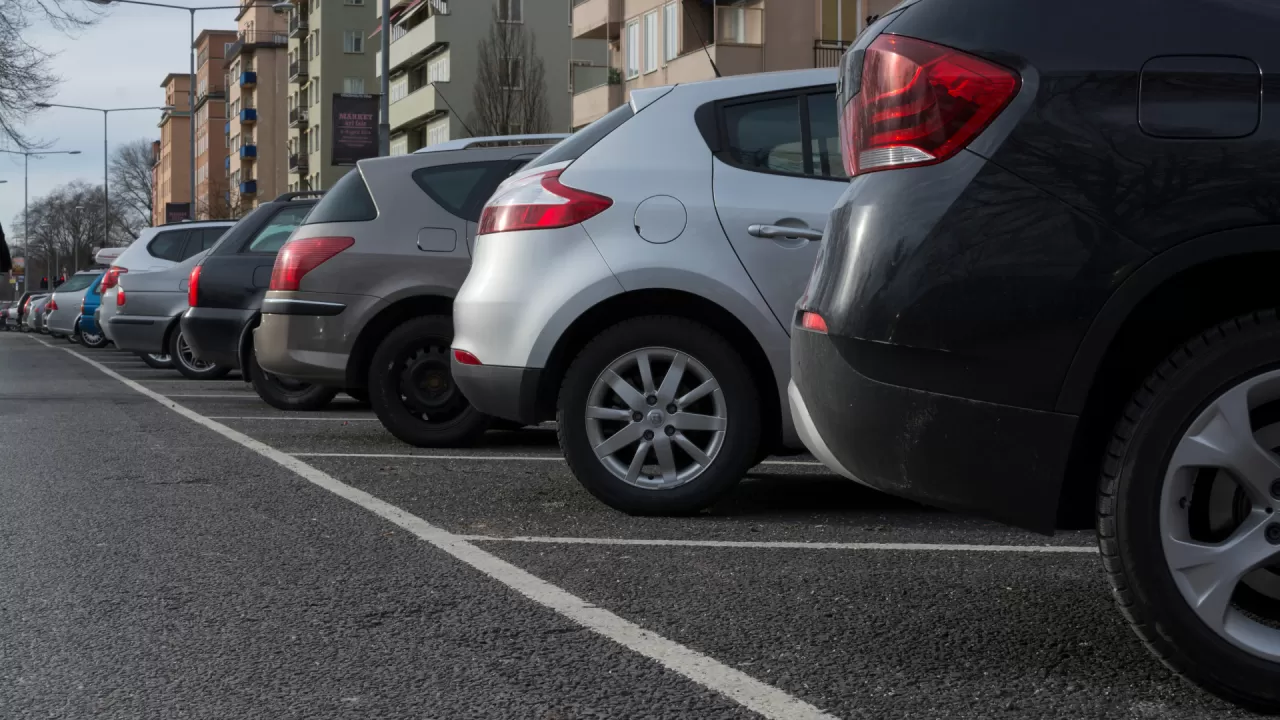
<box><xmin>452</xmin><ymin>69</ymin><xmax>847</xmax><ymax>514</ymax></box>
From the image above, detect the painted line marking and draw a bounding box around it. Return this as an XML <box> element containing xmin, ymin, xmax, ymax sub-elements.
<box><xmin>28</xmin><ymin>336</ymin><xmax>836</xmax><ymax>720</ymax></box>
<box><xmin>163</xmin><ymin>394</ymin><xmax>260</xmax><ymax>398</ymax></box>
<box><xmin>458</xmin><ymin>535</ymin><xmax>1097</xmax><ymax>553</ymax></box>
<box><xmin>291</xmin><ymin>451</ymin><xmax>824</xmax><ymax>467</ymax></box>
<box><xmin>207</xmin><ymin>416</ymin><xmax>378</xmax><ymax>421</ymax></box>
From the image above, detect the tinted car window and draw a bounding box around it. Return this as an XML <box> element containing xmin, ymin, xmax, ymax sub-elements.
<box><xmin>55</xmin><ymin>273</ymin><xmax>98</xmax><ymax>292</ymax></box>
<box><xmin>147</xmin><ymin>229</ymin><xmax>190</xmax><ymax>262</ymax></box>
<box><xmin>723</xmin><ymin>96</ymin><xmax>806</xmax><ymax>175</ymax></box>
<box><xmin>200</xmin><ymin>227</ymin><xmax>229</xmax><ymax>252</ymax></box>
<box><xmin>807</xmin><ymin>92</ymin><xmax>847</xmax><ymax>179</ymax></box>
<box><xmin>303</xmin><ymin>169</ymin><xmax>377</xmax><ymax>224</ymax></box>
<box><xmin>412</xmin><ymin>161</ymin><xmax>510</xmax><ymax>222</ymax></box>
<box><xmin>525</xmin><ymin>103</ymin><xmax>634</xmax><ymax>170</ymax></box>
<box><xmin>247</xmin><ymin>205</ymin><xmax>314</xmax><ymax>253</ymax></box>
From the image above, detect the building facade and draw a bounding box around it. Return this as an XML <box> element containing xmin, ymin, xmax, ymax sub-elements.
<box><xmin>375</xmin><ymin>0</ymin><xmax>586</xmax><ymax>154</ymax></box>
<box><xmin>569</xmin><ymin>0</ymin><xmax>898</xmax><ymax>130</ymax></box>
<box><xmin>282</xmin><ymin>0</ymin><xmax>377</xmax><ymax>192</ymax></box>
<box><xmin>193</xmin><ymin>29</ymin><xmax>239</xmax><ymax>220</ymax></box>
<box><xmin>226</xmin><ymin>0</ymin><xmax>291</xmax><ymax>211</ymax></box>
<box><xmin>155</xmin><ymin>73</ymin><xmax>194</xmax><ymax>225</ymax></box>
<box><xmin>150</xmin><ymin>140</ymin><xmax>163</xmax><ymax>227</ymax></box>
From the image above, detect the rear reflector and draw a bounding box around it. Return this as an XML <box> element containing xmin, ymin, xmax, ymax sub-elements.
<box><xmin>187</xmin><ymin>265</ymin><xmax>201</xmax><ymax>308</ymax></box>
<box><xmin>453</xmin><ymin>349</ymin><xmax>482</xmax><ymax>366</ymax></box>
<box><xmin>800</xmin><ymin>312</ymin><xmax>828</xmax><ymax>334</ymax></box>
<box><xmin>269</xmin><ymin>237</ymin><xmax>354</xmax><ymax>292</ymax></box>
<box><xmin>477</xmin><ymin>169</ymin><xmax>612</xmax><ymax>236</ymax></box>
<box><xmin>117</xmin><ymin>288</ymin><xmax>126</xmax><ymax>307</ymax></box>
<box><xmin>843</xmin><ymin>34</ymin><xmax>1020</xmax><ymax>177</ymax></box>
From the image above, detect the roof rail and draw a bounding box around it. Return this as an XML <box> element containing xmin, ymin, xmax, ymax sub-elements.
<box><xmin>273</xmin><ymin>190</ymin><xmax>326</xmax><ymax>202</ymax></box>
<box><xmin>412</xmin><ymin>133</ymin><xmax>569</xmax><ymax>154</ymax></box>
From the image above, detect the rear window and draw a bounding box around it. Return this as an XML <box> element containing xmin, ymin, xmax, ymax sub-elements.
<box><xmin>303</xmin><ymin>169</ymin><xmax>377</xmax><ymax>225</ymax></box>
<box><xmin>525</xmin><ymin>103</ymin><xmax>634</xmax><ymax>170</ymax></box>
<box><xmin>56</xmin><ymin>273</ymin><xmax>98</xmax><ymax>292</ymax></box>
<box><xmin>247</xmin><ymin>204</ymin><xmax>314</xmax><ymax>253</ymax></box>
<box><xmin>147</xmin><ymin>229</ymin><xmax>189</xmax><ymax>262</ymax></box>
<box><xmin>412</xmin><ymin>161</ymin><xmax>518</xmax><ymax>222</ymax></box>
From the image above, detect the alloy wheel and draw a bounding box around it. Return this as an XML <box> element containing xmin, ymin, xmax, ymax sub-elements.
<box><xmin>175</xmin><ymin>333</ymin><xmax>213</xmax><ymax>372</ymax></box>
<box><xmin>1162</xmin><ymin>368</ymin><xmax>1280</xmax><ymax>661</ymax></box>
<box><xmin>584</xmin><ymin>347</ymin><xmax>727</xmax><ymax>490</ymax></box>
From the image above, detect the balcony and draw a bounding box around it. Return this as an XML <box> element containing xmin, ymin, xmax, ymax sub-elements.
<box><xmin>289</xmin><ymin>107</ymin><xmax>309</xmax><ymax>128</ymax></box>
<box><xmin>240</xmin><ymin>144</ymin><xmax>257</xmax><ymax>160</ymax></box>
<box><xmin>288</xmin><ymin>13</ymin><xmax>307</xmax><ymax>38</ymax></box>
<box><xmin>227</xmin><ymin>31</ymin><xmax>289</xmax><ymax>61</ymax></box>
<box><xmin>240</xmin><ymin>180</ymin><xmax>257</xmax><ymax>195</ymax></box>
<box><xmin>379</xmin><ymin>15</ymin><xmax>444</xmax><ymax>76</ymax></box>
<box><xmin>572</xmin><ymin>0</ymin><xmax>621</xmax><ymax>40</ymax></box>
<box><xmin>289</xmin><ymin>152</ymin><xmax>308</xmax><ymax>173</ymax></box>
<box><xmin>224</xmin><ymin>156</ymin><xmax>230</xmax><ymax>169</ymax></box>
<box><xmin>240</xmin><ymin>107</ymin><xmax>258</xmax><ymax>124</ymax></box>
<box><xmin>572</xmin><ymin>79</ymin><xmax>622</xmax><ymax>128</ymax></box>
<box><xmin>813</xmin><ymin>40</ymin><xmax>850</xmax><ymax>69</ymax></box>
<box><xmin>240</xmin><ymin>71</ymin><xmax>258</xmax><ymax>88</ymax></box>
<box><xmin>289</xmin><ymin>60</ymin><xmax>307</xmax><ymax>83</ymax></box>
<box><xmin>389</xmin><ymin>84</ymin><xmax>439</xmax><ymax>133</ymax></box>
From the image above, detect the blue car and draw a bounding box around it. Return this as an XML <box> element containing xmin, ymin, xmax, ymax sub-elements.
<box><xmin>77</xmin><ymin>273</ymin><xmax>110</xmax><ymax>348</ymax></box>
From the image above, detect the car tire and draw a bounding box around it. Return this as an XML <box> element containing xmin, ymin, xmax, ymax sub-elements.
<box><xmin>557</xmin><ymin>316</ymin><xmax>761</xmax><ymax>516</ymax></box>
<box><xmin>169</xmin><ymin>328</ymin><xmax>231</xmax><ymax>380</ymax></box>
<box><xmin>79</xmin><ymin>325</ymin><xmax>109</xmax><ymax>349</ymax></box>
<box><xmin>1099</xmin><ymin>310</ymin><xmax>1280</xmax><ymax>714</ymax></box>
<box><xmin>247</xmin><ymin>350</ymin><xmax>337</xmax><ymax>411</ymax></box>
<box><xmin>137</xmin><ymin>352</ymin><xmax>174</xmax><ymax>369</ymax></box>
<box><xmin>345</xmin><ymin>388</ymin><xmax>371</xmax><ymax>407</ymax></box>
<box><xmin>368</xmin><ymin>314</ymin><xmax>491</xmax><ymax>447</ymax></box>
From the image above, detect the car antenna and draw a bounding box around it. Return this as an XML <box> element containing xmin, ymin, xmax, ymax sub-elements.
<box><xmin>431</xmin><ymin>82</ymin><xmax>476</xmax><ymax>138</ymax></box>
<box><xmin>682</xmin><ymin>1</ymin><xmax>721</xmax><ymax>78</ymax></box>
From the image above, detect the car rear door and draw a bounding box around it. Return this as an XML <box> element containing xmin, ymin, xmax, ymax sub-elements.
<box><xmin>709</xmin><ymin>86</ymin><xmax>848</xmax><ymax>331</ymax></box>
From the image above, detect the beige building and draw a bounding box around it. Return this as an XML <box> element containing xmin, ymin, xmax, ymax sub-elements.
<box><xmin>226</xmin><ymin>1</ymin><xmax>291</xmax><ymax>211</ymax></box>
<box><xmin>155</xmin><ymin>73</ymin><xmax>194</xmax><ymax>225</ymax></box>
<box><xmin>193</xmin><ymin>29</ymin><xmax>238</xmax><ymax>220</ymax></box>
<box><xmin>570</xmin><ymin>0</ymin><xmax>897</xmax><ymax>130</ymax></box>
<box><xmin>282</xmin><ymin>0</ymin><xmax>377</xmax><ymax>192</ymax></box>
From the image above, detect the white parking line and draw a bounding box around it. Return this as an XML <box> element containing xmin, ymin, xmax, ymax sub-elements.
<box><xmin>291</xmin><ymin>451</ymin><xmax>824</xmax><ymax>466</ymax></box>
<box><xmin>460</xmin><ymin>535</ymin><xmax>1098</xmax><ymax>553</ymax></box>
<box><xmin>31</xmin><ymin>335</ymin><xmax>837</xmax><ymax>720</ymax></box>
<box><xmin>163</xmin><ymin>394</ymin><xmax>258</xmax><ymax>398</ymax></box>
<box><xmin>208</xmin><ymin>416</ymin><xmax>378</xmax><ymax>421</ymax></box>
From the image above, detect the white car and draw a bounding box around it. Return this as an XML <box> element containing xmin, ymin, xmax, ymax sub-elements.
<box><xmin>95</xmin><ymin>221</ymin><xmax>233</xmax><ymax>342</ymax></box>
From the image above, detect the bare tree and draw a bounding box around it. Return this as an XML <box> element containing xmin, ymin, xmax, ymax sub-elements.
<box><xmin>109</xmin><ymin>138</ymin><xmax>155</xmax><ymax>230</ymax></box>
<box><xmin>197</xmin><ymin>182</ymin><xmax>246</xmax><ymax>221</ymax></box>
<box><xmin>0</xmin><ymin>0</ymin><xmax>99</xmax><ymax>149</ymax></box>
<box><xmin>470</xmin><ymin>6</ymin><xmax>550</xmax><ymax>137</ymax></box>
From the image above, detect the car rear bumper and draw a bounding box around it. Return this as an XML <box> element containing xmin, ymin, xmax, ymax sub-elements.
<box><xmin>109</xmin><ymin>315</ymin><xmax>171</xmax><ymax>355</ymax></box>
<box><xmin>789</xmin><ymin>328</ymin><xmax>1078</xmax><ymax>534</ymax></box>
<box><xmin>182</xmin><ymin>307</ymin><xmax>254</xmax><ymax>369</ymax></box>
<box><xmin>451</xmin><ymin>360</ymin><xmax>543</xmax><ymax>425</ymax></box>
<box><xmin>254</xmin><ymin>293</ymin><xmax>375</xmax><ymax>385</ymax></box>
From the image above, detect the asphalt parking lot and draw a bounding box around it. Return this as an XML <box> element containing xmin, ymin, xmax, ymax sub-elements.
<box><xmin>0</xmin><ymin>332</ymin><xmax>1265</xmax><ymax>720</ymax></box>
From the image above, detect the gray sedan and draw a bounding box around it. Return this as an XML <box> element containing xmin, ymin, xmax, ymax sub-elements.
<box><xmin>107</xmin><ymin>251</ymin><xmax>210</xmax><ymax>368</ymax></box>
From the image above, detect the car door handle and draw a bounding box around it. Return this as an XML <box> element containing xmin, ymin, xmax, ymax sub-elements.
<box><xmin>747</xmin><ymin>224</ymin><xmax>824</xmax><ymax>241</ymax></box>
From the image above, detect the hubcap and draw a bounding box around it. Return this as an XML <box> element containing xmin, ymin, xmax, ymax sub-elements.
<box><xmin>397</xmin><ymin>342</ymin><xmax>466</xmax><ymax>424</ymax></box>
<box><xmin>148</xmin><ymin>354</ymin><xmax>170</xmax><ymax>363</ymax></box>
<box><xmin>1162</xmin><ymin>369</ymin><xmax>1280</xmax><ymax>661</ymax></box>
<box><xmin>585</xmin><ymin>347</ymin><xmax>727</xmax><ymax>490</ymax></box>
<box><xmin>176</xmin><ymin>333</ymin><xmax>213</xmax><ymax>371</ymax></box>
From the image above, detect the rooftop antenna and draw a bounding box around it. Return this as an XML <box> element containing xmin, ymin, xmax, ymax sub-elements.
<box><xmin>682</xmin><ymin>1</ymin><xmax>721</xmax><ymax>78</ymax></box>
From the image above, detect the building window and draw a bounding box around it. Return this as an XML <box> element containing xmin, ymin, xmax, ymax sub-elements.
<box><xmin>426</xmin><ymin>119</ymin><xmax>449</xmax><ymax>146</ymax></box>
<box><xmin>663</xmin><ymin>2</ymin><xmax>678</xmax><ymax>61</ymax></box>
<box><xmin>344</xmin><ymin>30</ymin><xmax>364</xmax><ymax>53</ymax></box>
<box><xmin>313</xmin><ymin>79</ymin><xmax>321</xmax><ymax>104</ymax></box>
<box><xmin>643</xmin><ymin>11</ymin><xmax>658</xmax><ymax>73</ymax></box>
<box><xmin>722</xmin><ymin>5</ymin><xmax>745</xmax><ymax>43</ymax></box>
<box><xmin>390</xmin><ymin>135</ymin><xmax>409</xmax><ymax>156</ymax></box>
<box><xmin>625</xmin><ymin>20</ymin><xmax>639</xmax><ymax>79</ymax></box>
<box><xmin>345</xmin><ymin>0</ymin><xmax>364</xmax><ymax>4</ymax></box>
<box><xmin>427</xmin><ymin>52</ymin><xmax>450</xmax><ymax>84</ymax></box>
<box><xmin>500</xmin><ymin>56</ymin><xmax>521</xmax><ymax>89</ymax></box>
<box><xmin>390</xmin><ymin>74</ymin><xmax>409</xmax><ymax>102</ymax></box>
<box><xmin>343</xmin><ymin>77</ymin><xmax>365</xmax><ymax>94</ymax></box>
<box><xmin>497</xmin><ymin>0</ymin><xmax>522</xmax><ymax>23</ymax></box>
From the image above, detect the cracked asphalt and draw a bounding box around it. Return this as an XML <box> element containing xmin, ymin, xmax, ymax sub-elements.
<box><xmin>0</xmin><ymin>332</ymin><xmax>1263</xmax><ymax>719</ymax></box>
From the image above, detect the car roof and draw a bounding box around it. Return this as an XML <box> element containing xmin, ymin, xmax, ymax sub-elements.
<box><xmin>412</xmin><ymin>134</ymin><xmax>569</xmax><ymax>153</ymax></box>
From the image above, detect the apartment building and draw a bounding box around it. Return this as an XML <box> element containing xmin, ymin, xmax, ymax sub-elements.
<box><xmin>149</xmin><ymin>140</ymin><xmax>163</xmax><ymax>227</ymax></box>
<box><xmin>375</xmin><ymin>0</ymin><xmax>586</xmax><ymax>154</ymax></box>
<box><xmin>569</xmin><ymin>0</ymin><xmax>897</xmax><ymax>130</ymax></box>
<box><xmin>155</xmin><ymin>73</ymin><xmax>194</xmax><ymax>225</ymax></box>
<box><xmin>192</xmin><ymin>29</ymin><xmax>239</xmax><ymax>220</ymax></box>
<box><xmin>282</xmin><ymin>0</ymin><xmax>377</xmax><ymax>192</ymax></box>
<box><xmin>226</xmin><ymin>0</ymin><xmax>291</xmax><ymax>211</ymax></box>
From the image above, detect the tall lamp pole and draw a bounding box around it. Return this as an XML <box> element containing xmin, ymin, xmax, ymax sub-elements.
<box><xmin>379</xmin><ymin>0</ymin><xmax>389</xmax><ymax>155</ymax></box>
<box><xmin>0</xmin><ymin>149</ymin><xmax>82</xmax><ymax>293</ymax></box>
<box><xmin>35</xmin><ymin>103</ymin><xmax>172</xmax><ymax>253</ymax></box>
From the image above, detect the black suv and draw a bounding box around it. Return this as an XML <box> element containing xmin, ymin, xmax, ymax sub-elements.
<box><xmin>790</xmin><ymin>0</ymin><xmax>1280</xmax><ymax>712</ymax></box>
<box><xmin>180</xmin><ymin>192</ymin><xmax>346</xmax><ymax>410</ymax></box>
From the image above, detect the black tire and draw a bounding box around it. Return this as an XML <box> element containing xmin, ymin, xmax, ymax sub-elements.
<box><xmin>1100</xmin><ymin>311</ymin><xmax>1280</xmax><ymax>714</ymax></box>
<box><xmin>169</xmin><ymin>328</ymin><xmax>231</xmax><ymax>380</ymax></box>
<box><xmin>368</xmin><ymin>314</ymin><xmax>491</xmax><ymax>447</ymax></box>
<box><xmin>557</xmin><ymin>316</ymin><xmax>761</xmax><ymax>515</ymax></box>
<box><xmin>79</xmin><ymin>324</ymin><xmax>109</xmax><ymax>349</ymax></box>
<box><xmin>137</xmin><ymin>352</ymin><xmax>174</xmax><ymax>369</ymax></box>
<box><xmin>345</xmin><ymin>388</ymin><xmax>371</xmax><ymax>407</ymax></box>
<box><xmin>247</xmin><ymin>350</ymin><xmax>337</xmax><ymax>411</ymax></box>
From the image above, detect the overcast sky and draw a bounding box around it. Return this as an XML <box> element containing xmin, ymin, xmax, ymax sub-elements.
<box><xmin>1</xmin><ymin>2</ymin><xmax>239</xmax><ymax>241</ymax></box>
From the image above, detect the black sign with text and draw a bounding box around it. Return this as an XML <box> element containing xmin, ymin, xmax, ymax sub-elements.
<box><xmin>165</xmin><ymin>202</ymin><xmax>191</xmax><ymax>224</ymax></box>
<box><xmin>331</xmin><ymin>94</ymin><xmax>379</xmax><ymax>166</ymax></box>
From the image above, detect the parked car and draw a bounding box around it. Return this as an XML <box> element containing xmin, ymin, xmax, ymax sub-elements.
<box><xmin>0</xmin><ymin>301</ymin><xmax>11</xmax><ymax>330</ymax></box>
<box><xmin>787</xmin><ymin>0</ymin><xmax>1280</xmax><ymax>712</ymax></box>
<box><xmin>96</xmin><ymin>220</ymin><xmax>235</xmax><ymax>345</ymax></box>
<box><xmin>450</xmin><ymin>73</ymin><xmax>844</xmax><ymax>513</ymax></box>
<box><xmin>253</xmin><ymin>135</ymin><xmax>567</xmax><ymax>435</ymax></box>
<box><xmin>45</xmin><ymin>271</ymin><xmax>103</xmax><ymax>341</ymax></box>
<box><xmin>23</xmin><ymin>294</ymin><xmax>49</xmax><ymax>333</ymax></box>
<box><xmin>7</xmin><ymin>293</ymin><xmax>31</xmax><ymax>330</ymax></box>
<box><xmin>108</xmin><ymin>251</ymin><xmax>222</xmax><ymax>373</ymax></box>
<box><xmin>76</xmin><ymin>276</ymin><xmax>109</xmax><ymax>348</ymax></box>
<box><xmin>182</xmin><ymin>192</ymin><xmax>327</xmax><ymax>404</ymax></box>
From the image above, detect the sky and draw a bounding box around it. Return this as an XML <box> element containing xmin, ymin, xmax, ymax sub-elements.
<box><xmin>1</xmin><ymin>2</ymin><xmax>240</xmax><ymax>240</ymax></box>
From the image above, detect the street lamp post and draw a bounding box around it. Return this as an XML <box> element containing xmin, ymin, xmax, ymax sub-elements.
<box><xmin>35</xmin><ymin>103</ymin><xmax>172</xmax><ymax>255</ymax></box>
<box><xmin>0</xmin><ymin>149</ymin><xmax>82</xmax><ymax>294</ymax></box>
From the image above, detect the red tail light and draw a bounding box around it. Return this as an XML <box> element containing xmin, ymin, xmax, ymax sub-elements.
<box><xmin>269</xmin><ymin>237</ymin><xmax>354</xmax><ymax>291</ymax></box>
<box><xmin>800</xmin><ymin>312</ymin><xmax>828</xmax><ymax>334</ymax></box>
<box><xmin>453</xmin><ymin>349</ymin><xmax>482</xmax><ymax>366</ymax></box>
<box><xmin>187</xmin><ymin>265</ymin><xmax>201</xmax><ymax>307</ymax></box>
<box><xmin>47</xmin><ymin>299</ymin><xmax>58</xmax><ymax>311</ymax></box>
<box><xmin>477</xmin><ymin>169</ymin><xmax>612</xmax><ymax>236</ymax></box>
<box><xmin>100</xmin><ymin>266</ymin><xmax>128</xmax><ymax>291</ymax></box>
<box><xmin>117</xmin><ymin>288</ymin><xmax>127</xmax><ymax>307</ymax></box>
<box><xmin>842</xmin><ymin>34</ymin><xmax>1020</xmax><ymax>177</ymax></box>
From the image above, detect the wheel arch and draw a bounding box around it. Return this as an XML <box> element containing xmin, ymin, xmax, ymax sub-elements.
<box><xmin>344</xmin><ymin>294</ymin><xmax>454</xmax><ymax>390</ymax></box>
<box><xmin>1056</xmin><ymin>225</ymin><xmax>1280</xmax><ymax>527</ymax></box>
<box><xmin>236</xmin><ymin>312</ymin><xmax>260</xmax><ymax>373</ymax></box>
